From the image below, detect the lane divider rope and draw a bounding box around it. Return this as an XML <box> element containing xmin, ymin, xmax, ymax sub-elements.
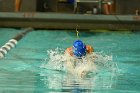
<box><xmin>0</xmin><ymin>27</ymin><xmax>33</xmax><ymax>59</ymax></box>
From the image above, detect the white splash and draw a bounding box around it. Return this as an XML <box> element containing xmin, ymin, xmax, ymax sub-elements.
<box><xmin>41</xmin><ymin>48</ymin><xmax>118</xmax><ymax>77</ymax></box>
<box><xmin>40</xmin><ymin>48</ymin><xmax>66</xmax><ymax>71</ymax></box>
<box><xmin>40</xmin><ymin>48</ymin><xmax>119</xmax><ymax>89</ymax></box>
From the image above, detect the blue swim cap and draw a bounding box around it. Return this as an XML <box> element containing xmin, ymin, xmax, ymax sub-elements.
<box><xmin>73</xmin><ymin>40</ymin><xmax>86</xmax><ymax>58</ymax></box>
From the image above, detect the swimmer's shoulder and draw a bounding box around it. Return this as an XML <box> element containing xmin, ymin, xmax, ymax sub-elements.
<box><xmin>65</xmin><ymin>45</ymin><xmax>94</xmax><ymax>56</ymax></box>
<box><xmin>65</xmin><ymin>47</ymin><xmax>73</xmax><ymax>56</ymax></box>
<box><xmin>86</xmin><ymin>45</ymin><xmax>94</xmax><ymax>53</ymax></box>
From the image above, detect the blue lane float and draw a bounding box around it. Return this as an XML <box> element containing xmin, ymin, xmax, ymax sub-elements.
<box><xmin>0</xmin><ymin>27</ymin><xmax>33</xmax><ymax>59</ymax></box>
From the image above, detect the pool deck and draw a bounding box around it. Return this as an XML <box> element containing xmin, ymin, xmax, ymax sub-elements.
<box><xmin>0</xmin><ymin>12</ymin><xmax>140</xmax><ymax>30</ymax></box>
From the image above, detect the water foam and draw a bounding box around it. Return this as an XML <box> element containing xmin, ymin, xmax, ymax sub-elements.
<box><xmin>40</xmin><ymin>48</ymin><xmax>66</xmax><ymax>71</ymax></box>
<box><xmin>41</xmin><ymin>48</ymin><xmax>118</xmax><ymax>76</ymax></box>
<box><xmin>40</xmin><ymin>48</ymin><xmax>119</xmax><ymax>89</ymax></box>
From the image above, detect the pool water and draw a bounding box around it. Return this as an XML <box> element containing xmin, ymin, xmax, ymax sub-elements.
<box><xmin>0</xmin><ymin>28</ymin><xmax>140</xmax><ymax>93</ymax></box>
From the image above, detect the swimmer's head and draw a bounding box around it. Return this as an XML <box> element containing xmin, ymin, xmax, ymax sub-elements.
<box><xmin>73</xmin><ymin>40</ymin><xmax>86</xmax><ymax>58</ymax></box>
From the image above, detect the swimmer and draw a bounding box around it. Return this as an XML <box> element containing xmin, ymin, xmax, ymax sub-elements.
<box><xmin>65</xmin><ymin>40</ymin><xmax>95</xmax><ymax>77</ymax></box>
<box><xmin>65</xmin><ymin>40</ymin><xmax>93</xmax><ymax>58</ymax></box>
